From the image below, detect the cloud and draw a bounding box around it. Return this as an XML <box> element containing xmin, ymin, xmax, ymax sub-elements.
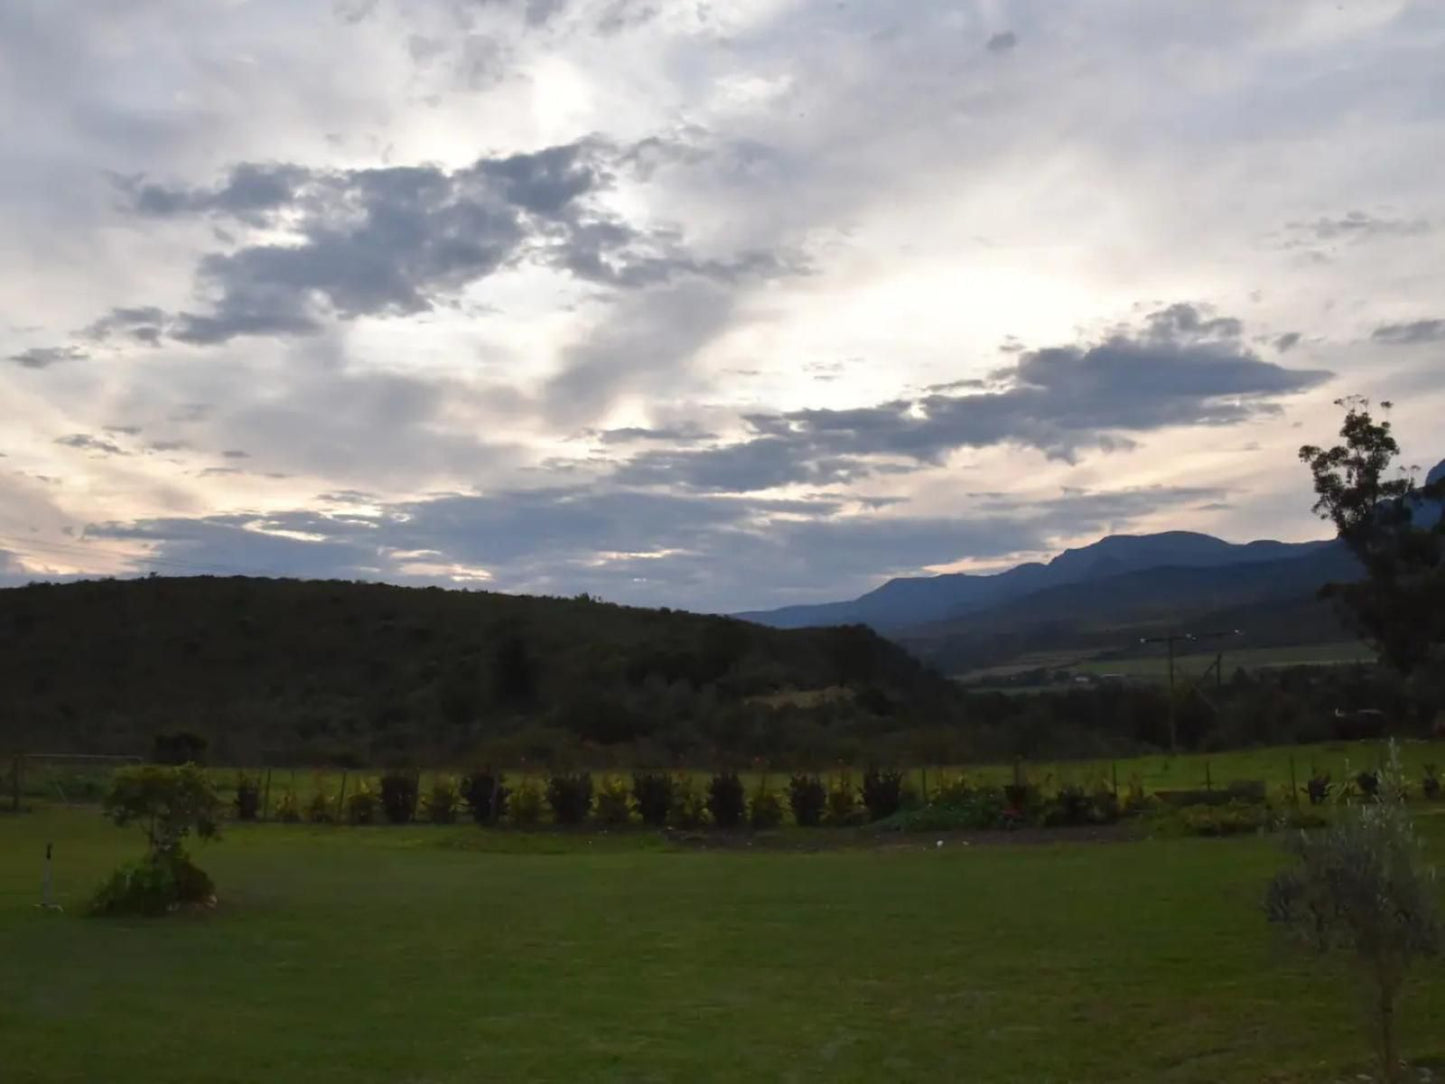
<box><xmin>55</xmin><ymin>434</ymin><xmax>128</xmax><ymax>456</ymax></box>
<box><xmin>108</xmin><ymin>140</ymin><xmax>790</xmax><ymax>347</ymax></box>
<box><xmin>1371</xmin><ymin>318</ymin><xmax>1445</xmax><ymax>345</ymax></box>
<box><xmin>1285</xmin><ymin>210</ymin><xmax>1430</xmax><ymax>243</ymax></box>
<box><xmin>8</xmin><ymin>346</ymin><xmax>88</xmax><ymax>369</ymax></box>
<box><xmin>1274</xmin><ymin>331</ymin><xmax>1301</xmax><ymax>352</ymax></box>
<box><xmin>986</xmin><ymin>31</ymin><xmax>1017</xmax><ymax>53</ymax></box>
<box><xmin>596</xmin><ymin>424</ymin><xmax>717</xmax><ymax>444</ymax></box>
<box><xmin>607</xmin><ymin>304</ymin><xmax>1331</xmax><ymax>491</ymax></box>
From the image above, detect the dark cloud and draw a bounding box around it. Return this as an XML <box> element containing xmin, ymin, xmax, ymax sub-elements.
<box><xmin>221</xmin><ymin>449</ymin><xmax>251</xmax><ymax>459</ymax></box>
<box><xmin>8</xmin><ymin>345</ymin><xmax>88</xmax><ymax>369</ymax></box>
<box><xmin>1274</xmin><ymin>331</ymin><xmax>1301</xmax><ymax>352</ymax></box>
<box><xmin>986</xmin><ymin>31</ymin><xmax>1017</xmax><ymax>53</ymax></box>
<box><xmin>1371</xmin><ymin>318</ymin><xmax>1445</xmax><ymax>345</ymax></box>
<box><xmin>104</xmin><ymin>425</ymin><xmax>142</xmax><ymax>435</ymax></box>
<box><xmin>606</xmin><ymin>304</ymin><xmax>1330</xmax><ymax>491</ymax></box>
<box><xmin>596</xmin><ymin>424</ymin><xmax>717</xmax><ymax>444</ymax></box>
<box><xmin>108</xmin><ymin>140</ymin><xmax>789</xmax><ymax>347</ymax></box>
<box><xmin>147</xmin><ymin>440</ymin><xmax>190</xmax><ymax>453</ymax></box>
<box><xmin>1286</xmin><ymin>210</ymin><xmax>1430</xmax><ymax>243</ymax></box>
<box><xmin>55</xmin><ymin>434</ymin><xmax>128</xmax><ymax>456</ymax></box>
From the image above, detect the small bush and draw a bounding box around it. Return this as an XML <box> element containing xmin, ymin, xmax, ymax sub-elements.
<box><xmin>788</xmin><ymin>774</ymin><xmax>826</xmax><ymax>827</ymax></box>
<box><xmin>307</xmin><ymin>790</ymin><xmax>336</xmax><ymax>824</ymax></box>
<box><xmin>594</xmin><ymin>775</ymin><xmax>633</xmax><ymax>827</ymax></box>
<box><xmin>275</xmin><ymin>789</ymin><xmax>301</xmax><ymax>823</ymax></box>
<box><xmin>459</xmin><ymin>770</ymin><xmax>509</xmax><ymax>824</ymax></box>
<box><xmin>1306</xmin><ymin>772</ymin><xmax>1332</xmax><ymax>806</ymax></box>
<box><xmin>346</xmin><ymin>785</ymin><xmax>379</xmax><ymax>825</ymax></box>
<box><xmin>88</xmin><ymin>854</ymin><xmax>215</xmax><ymax>917</ymax></box>
<box><xmin>546</xmin><ymin>772</ymin><xmax>594</xmax><ymax>825</ymax></box>
<box><xmin>668</xmin><ymin>777</ymin><xmax>709</xmax><ymax>829</ymax></box>
<box><xmin>508</xmin><ymin>777</ymin><xmax>545</xmax><ymax>827</ymax></box>
<box><xmin>860</xmin><ymin>767</ymin><xmax>905</xmax><ymax>822</ymax></box>
<box><xmin>631</xmin><ymin>771</ymin><xmax>675</xmax><ymax>827</ymax></box>
<box><xmin>824</xmin><ymin>774</ymin><xmax>863</xmax><ymax>827</ymax></box>
<box><xmin>1043</xmin><ymin>783</ymin><xmax>1093</xmax><ymax>827</ymax></box>
<box><xmin>378</xmin><ymin>770</ymin><xmax>420</xmax><ymax>824</ymax></box>
<box><xmin>707</xmin><ymin>772</ymin><xmax>746</xmax><ymax>829</ymax></box>
<box><xmin>1356</xmin><ymin>769</ymin><xmax>1381</xmax><ymax>800</ymax></box>
<box><xmin>749</xmin><ymin>784</ymin><xmax>785</xmax><ymax>830</ymax></box>
<box><xmin>932</xmin><ymin>773</ymin><xmax>973</xmax><ymax>808</ymax></box>
<box><xmin>425</xmin><ymin>776</ymin><xmax>460</xmax><ymax>825</ymax></box>
<box><xmin>234</xmin><ymin>773</ymin><xmax>261</xmax><ymax>822</ymax></box>
<box><xmin>1423</xmin><ymin>764</ymin><xmax>1441</xmax><ymax>801</ymax></box>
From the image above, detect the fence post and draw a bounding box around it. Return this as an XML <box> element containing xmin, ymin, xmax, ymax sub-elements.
<box><xmin>336</xmin><ymin>771</ymin><xmax>349</xmax><ymax>822</ymax></box>
<box><xmin>1204</xmin><ymin>760</ymin><xmax>1212</xmax><ymax>792</ymax></box>
<box><xmin>261</xmin><ymin>768</ymin><xmax>272</xmax><ymax>822</ymax></box>
<box><xmin>1289</xmin><ymin>755</ymin><xmax>1299</xmax><ymax>808</ymax></box>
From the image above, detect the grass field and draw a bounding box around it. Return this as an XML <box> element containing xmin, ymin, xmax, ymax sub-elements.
<box><xmin>955</xmin><ymin>640</ymin><xmax>1376</xmax><ymax>687</ymax></box>
<box><xmin>4</xmin><ymin>803</ymin><xmax>1445</xmax><ymax>1082</ymax></box>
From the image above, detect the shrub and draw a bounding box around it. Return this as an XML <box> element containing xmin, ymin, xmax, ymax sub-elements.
<box><xmin>932</xmin><ymin>773</ymin><xmax>974</xmax><ymax>808</ymax></box>
<box><xmin>594</xmin><ymin>775</ymin><xmax>633</xmax><ymax>827</ymax></box>
<box><xmin>824</xmin><ymin>774</ymin><xmax>863</xmax><ymax>827</ymax></box>
<box><xmin>749</xmin><ymin>783</ymin><xmax>785</xmax><ymax>830</ymax></box>
<box><xmin>92</xmin><ymin>764</ymin><xmax>222</xmax><ymax>917</ymax></box>
<box><xmin>1043</xmin><ymin>783</ymin><xmax>1092</xmax><ymax>827</ymax></box>
<box><xmin>459</xmin><ymin>770</ymin><xmax>509</xmax><ymax>824</ymax></box>
<box><xmin>1306</xmin><ymin>772</ymin><xmax>1332</xmax><ymax>805</ymax></box>
<box><xmin>707</xmin><ymin>772</ymin><xmax>746</xmax><ymax>829</ymax></box>
<box><xmin>546</xmin><ymin>772</ymin><xmax>594</xmax><ymax>825</ymax></box>
<box><xmin>307</xmin><ymin>790</ymin><xmax>336</xmax><ymax>824</ymax></box>
<box><xmin>1356</xmin><ymin>769</ymin><xmax>1381</xmax><ymax>800</ymax></box>
<box><xmin>787</xmin><ymin>774</ymin><xmax>826</xmax><ymax>827</ymax></box>
<box><xmin>860</xmin><ymin>767</ymin><xmax>905</xmax><ymax>822</ymax></box>
<box><xmin>425</xmin><ymin>776</ymin><xmax>460</xmax><ymax>825</ymax></box>
<box><xmin>1423</xmin><ymin>764</ymin><xmax>1441</xmax><ymax>801</ymax></box>
<box><xmin>378</xmin><ymin>770</ymin><xmax>420</xmax><ymax>824</ymax></box>
<box><xmin>1266</xmin><ymin>744</ymin><xmax>1440</xmax><ymax>1082</ymax></box>
<box><xmin>631</xmin><ymin>771</ymin><xmax>675</xmax><ymax>827</ymax></box>
<box><xmin>668</xmin><ymin>776</ymin><xmax>709</xmax><ymax>829</ymax></box>
<box><xmin>346</xmin><ymin>784</ymin><xmax>379</xmax><ymax>825</ymax></box>
<box><xmin>275</xmin><ymin>789</ymin><xmax>301</xmax><ymax>824</ymax></box>
<box><xmin>233</xmin><ymin>773</ymin><xmax>261</xmax><ymax>822</ymax></box>
<box><xmin>508</xmin><ymin>777</ymin><xmax>545</xmax><ymax>827</ymax></box>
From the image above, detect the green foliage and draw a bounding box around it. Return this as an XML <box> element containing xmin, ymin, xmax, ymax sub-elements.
<box><xmin>507</xmin><ymin>777</ymin><xmax>545</xmax><ymax>827</ymax></box>
<box><xmin>824</xmin><ymin>774</ymin><xmax>864</xmax><ymax>827</ymax></box>
<box><xmin>234</xmin><ymin>773</ymin><xmax>261</xmax><ymax>821</ymax></box>
<box><xmin>459</xmin><ymin>770</ymin><xmax>508</xmax><ymax>824</ymax></box>
<box><xmin>630</xmin><ymin>771</ymin><xmax>675</xmax><ymax>828</ymax></box>
<box><xmin>307</xmin><ymin>789</ymin><xmax>336</xmax><ymax>824</ymax></box>
<box><xmin>87</xmin><ymin>854</ymin><xmax>216</xmax><ymax>917</ymax></box>
<box><xmin>345</xmin><ymin>785</ymin><xmax>379</xmax><ymax>826</ymax></box>
<box><xmin>378</xmin><ymin>770</ymin><xmax>420</xmax><ymax>825</ymax></box>
<box><xmin>275</xmin><ymin>789</ymin><xmax>301</xmax><ymax>823</ymax></box>
<box><xmin>1423</xmin><ymin>763</ymin><xmax>1441</xmax><ymax>801</ymax></box>
<box><xmin>787</xmin><ymin>774</ymin><xmax>826</xmax><ymax>827</ymax></box>
<box><xmin>102</xmin><ymin>764</ymin><xmax>222</xmax><ymax>859</ymax></box>
<box><xmin>706</xmin><ymin>772</ymin><xmax>746</xmax><ymax>829</ymax></box>
<box><xmin>1306</xmin><ymin>771</ymin><xmax>1333</xmax><ymax>805</ymax></box>
<box><xmin>1356</xmin><ymin>769</ymin><xmax>1381</xmax><ymax>799</ymax></box>
<box><xmin>1266</xmin><ymin>743</ymin><xmax>1441</xmax><ymax>1080</ymax></box>
<box><xmin>860</xmin><ymin>767</ymin><xmax>905</xmax><ymax>822</ymax></box>
<box><xmin>668</xmin><ymin>776</ymin><xmax>709</xmax><ymax>829</ymax></box>
<box><xmin>424</xmin><ymin>776</ymin><xmax>460</xmax><ymax>825</ymax></box>
<box><xmin>546</xmin><ymin>772</ymin><xmax>593</xmax><ymax>825</ymax></box>
<box><xmin>748</xmin><ymin>782</ymin><xmax>785</xmax><ymax>829</ymax></box>
<box><xmin>594</xmin><ymin>775</ymin><xmax>633</xmax><ymax>827</ymax></box>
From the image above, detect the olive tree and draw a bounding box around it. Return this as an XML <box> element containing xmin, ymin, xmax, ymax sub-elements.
<box><xmin>1265</xmin><ymin>744</ymin><xmax>1440</xmax><ymax>1081</ymax></box>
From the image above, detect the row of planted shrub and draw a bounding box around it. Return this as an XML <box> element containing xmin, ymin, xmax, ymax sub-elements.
<box><xmin>231</xmin><ymin>767</ymin><xmax>1150</xmax><ymax>831</ymax></box>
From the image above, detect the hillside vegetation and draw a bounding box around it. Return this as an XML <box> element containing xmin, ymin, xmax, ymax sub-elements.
<box><xmin>0</xmin><ymin>576</ymin><xmax>942</xmax><ymax>766</ymax></box>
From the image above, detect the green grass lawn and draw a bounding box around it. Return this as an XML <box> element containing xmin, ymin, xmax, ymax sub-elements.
<box><xmin>3</xmin><ymin>805</ymin><xmax>1445</xmax><ymax>1083</ymax></box>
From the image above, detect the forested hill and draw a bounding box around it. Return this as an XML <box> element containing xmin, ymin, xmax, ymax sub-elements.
<box><xmin>0</xmin><ymin>576</ymin><xmax>946</xmax><ymax>765</ymax></box>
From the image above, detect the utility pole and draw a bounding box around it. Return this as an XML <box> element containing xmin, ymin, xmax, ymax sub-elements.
<box><xmin>1138</xmin><ymin>629</ymin><xmax>1242</xmax><ymax>752</ymax></box>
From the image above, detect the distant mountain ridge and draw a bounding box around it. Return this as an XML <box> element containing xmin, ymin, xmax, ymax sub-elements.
<box><xmin>736</xmin><ymin>530</ymin><xmax>1337</xmax><ymax>631</ymax></box>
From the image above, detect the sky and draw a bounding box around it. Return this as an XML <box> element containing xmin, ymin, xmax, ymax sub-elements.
<box><xmin>2</xmin><ymin>0</ymin><xmax>1443</xmax><ymax>613</ymax></box>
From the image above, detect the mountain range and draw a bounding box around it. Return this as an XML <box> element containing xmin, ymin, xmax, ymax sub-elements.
<box><xmin>738</xmin><ymin>457</ymin><xmax>1445</xmax><ymax>675</ymax></box>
